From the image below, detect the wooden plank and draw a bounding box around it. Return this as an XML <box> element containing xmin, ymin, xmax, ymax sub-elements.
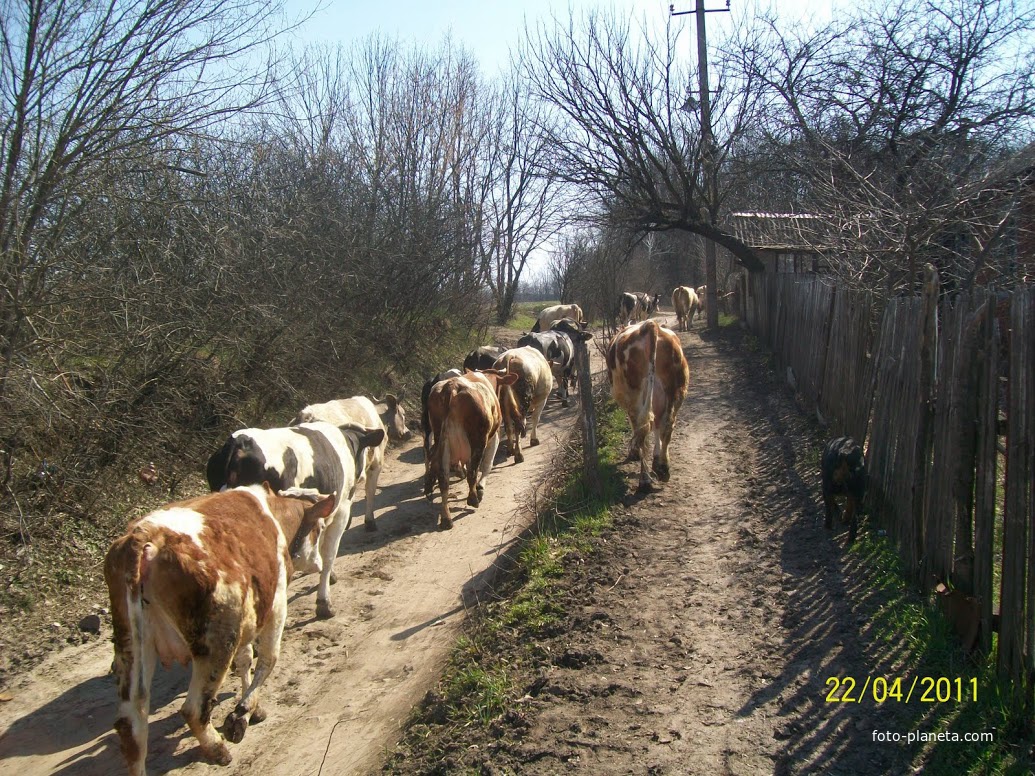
<box><xmin>1020</xmin><ymin>289</ymin><xmax>1035</xmax><ymax>686</ymax></box>
<box><xmin>924</xmin><ymin>294</ymin><xmax>960</xmax><ymax>588</ymax></box>
<box><xmin>973</xmin><ymin>289</ymin><xmax>999</xmax><ymax>654</ymax></box>
<box><xmin>999</xmin><ymin>287</ymin><xmax>1031</xmax><ymax>682</ymax></box>
<box><xmin>910</xmin><ymin>265</ymin><xmax>940</xmax><ymax>583</ymax></box>
<box><xmin>951</xmin><ymin>292</ymin><xmax>989</xmax><ymax>593</ymax></box>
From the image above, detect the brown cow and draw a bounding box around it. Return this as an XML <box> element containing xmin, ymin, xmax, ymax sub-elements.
<box><xmin>104</xmin><ymin>484</ymin><xmax>335</xmax><ymax>775</ymax></box>
<box><xmin>606</xmin><ymin>320</ymin><xmax>690</xmax><ymax>491</ymax></box>
<box><xmin>423</xmin><ymin>369</ymin><xmax>518</xmax><ymax>528</ymax></box>
<box><xmin>493</xmin><ymin>346</ymin><xmax>554</xmax><ymax>463</ymax></box>
<box><xmin>671</xmin><ymin>286</ymin><xmax>701</xmax><ymax>331</ymax></box>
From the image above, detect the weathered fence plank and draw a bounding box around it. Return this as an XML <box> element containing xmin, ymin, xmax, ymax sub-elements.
<box><xmin>742</xmin><ymin>272</ymin><xmax>1030</xmax><ymax>688</ymax></box>
<box><xmin>1000</xmin><ymin>288</ymin><xmax>1032</xmax><ymax>682</ymax></box>
<box><xmin>972</xmin><ymin>290</ymin><xmax>999</xmax><ymax>654</ymax></box>
<box><xmin>819</xmin><ymin>288</ymin><xmax>874</xmax><ymax>441</ymax></box>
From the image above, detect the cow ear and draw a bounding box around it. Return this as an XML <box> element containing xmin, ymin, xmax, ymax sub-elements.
<box><xmin>311</xmin><ymin>492</ymin><xmax>337</xmax><ymax>520</ymax></box>
<box><xmin>263</xmin><ymin>481</ymin><xmax>276</xmax><ymax>496</ymax></box>
<box><xmin>360</xmin><ymin>428</ymin><xmax>386</xmax><ymax>449</ymax></box>
<box><xmin>500</xmin><ymin>372</ymin><xmax>519</xmax><ymax>385</ymax></box>
<box><xmin>384</xmin><ymin>394</ymin><xmax>398</xmax><ymax>408</ymax></box>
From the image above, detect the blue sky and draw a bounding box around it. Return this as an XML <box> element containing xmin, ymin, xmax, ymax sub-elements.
<box><xmin>281</xmin><ymin>0</ymin><xmax>838</xmax><ymax>75</ymax></box>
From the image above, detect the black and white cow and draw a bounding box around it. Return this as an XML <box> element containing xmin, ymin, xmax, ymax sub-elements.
<box><xmin>292</xmin><ymin>397</ymin><xmax>394</xmax><ymax>533</ymax></box>
<box><xmin>618</xmin><ymin>291</ymin><xmax>661</xmax><ymax>324</ymax></box>
<box><xmin>206</xmin><ymin>421</ymin><xmax>385</xmax><ymax>619</ymax></box>
<box><xmin>517</xmin><ymin>318</ymin><xmax>592</xmax><ymax>406</ymax></box>
<box><xmin>462</xmin><ymin>346</ymin><xmax>505</xmax><ymax>373</ymax></box>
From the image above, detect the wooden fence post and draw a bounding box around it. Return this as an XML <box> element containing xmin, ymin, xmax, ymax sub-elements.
<box><xmin>999</xmin><ymin>287</ymin><xmax>1032</xmax><ymax>683</ymax></box>
<box><xmin>574</xmin><ymin>338</ymin><xmax>600</xmax><ymax>497</ymax></box>
<box><xmin>973</xmin><ymin>289</ymin><xmax>998</xmax><ymax>655</ymax></box>
<box><xmin>913</xmin><ymin>264</ymin><xmax>940</xmax><ymax>588</ymax></box>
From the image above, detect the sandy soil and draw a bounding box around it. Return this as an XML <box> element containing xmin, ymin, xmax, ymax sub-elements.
<box><xmin>0</xmin><ymin>313</ymin><xmax>925</xmax><ymax>776</ymax></box>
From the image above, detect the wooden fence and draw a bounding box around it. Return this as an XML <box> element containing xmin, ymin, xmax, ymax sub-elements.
<box><xmin>745</xmin><ymin>272</ymin><xmax>1035</xmax><ymax>688</ymax></box>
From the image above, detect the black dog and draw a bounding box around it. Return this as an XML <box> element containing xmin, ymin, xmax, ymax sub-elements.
<box><xmin>821</xmin><ymin>436</ymin><xmax>867</xmax><ymax>543</ymax></box>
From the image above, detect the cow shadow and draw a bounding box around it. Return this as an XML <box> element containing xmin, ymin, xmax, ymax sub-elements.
<box><xmin>0</xmin><ymin>661</ymin><xmax>219</xmax><ymax>775</ymax></box>
<box><xmin>396</xmin><ymin>445</ymin><xmax>425</xmax><ymax>465</ymax></box>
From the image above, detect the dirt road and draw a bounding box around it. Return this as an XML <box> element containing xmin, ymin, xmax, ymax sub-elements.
<box><xmin>1</xmin><ymin>315</ymin><xmax>926</xmax><ymax>776</ymax></box>
<box><xmin>388</xmin><ymin>316</ymin><xmax>921</xmax><ymax>775</ymax></box>
<box><xmin>0</xmin><ymin>387</ymin><xmax>578</xmax><ymax>775</ymax></box>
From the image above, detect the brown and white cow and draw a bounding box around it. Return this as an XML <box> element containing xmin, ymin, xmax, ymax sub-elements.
<box><xmin>492</xmin><ymin>346</ymin><xmax>554</xmax><ymax>463</ymax></box>
<box><xmin>618</xmin><ymin>292</ymin><xmax>661</xmax><ymax>324</ymax></box>
<box><xmin>291</xmin><ymin>396</ymin><xmax>396</xmax><ymax>532</ymax></box>
<box><xmin>671</xmin><ymin>286</ymin><xmax>701</xmax><ymax>331</ymax></box>
<box><xmin>606</xmin><ymin>320</ymin><xmax>690</xmax><ymax>491</ymax></box>
<box><xmin>532</xmin><ymin>303</ymin><xmax>585</xmax><ymax>333</ymax></box>
<box><xmin>423</xmin><ymin>369</ymin><xmax>517</xmax><ymax>529</ymax></box>
<box><xmin>104</xmin><ymin>484</ymin><xmax>336</xmax><ymax>776</ymax></box>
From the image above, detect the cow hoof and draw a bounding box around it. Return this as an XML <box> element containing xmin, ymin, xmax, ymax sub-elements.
<box><xmin>636</xmin><ymin>480</ymin><xmax>656</xmax><ymax>494</ymax></box>
<box><xmin>651</xmin><ymin>458</ymin><xmax>670</xmax><ymax>482</ymax></box>
<box><xmin>224</xmin><ymin>709</ymin><xmax>249</xmax><ymax>744</ymax></box>
<box><xmin>529</xmin><ymin>438</ymin><xmax>540</xmax><ymax>447</ymax></box>
<box><xmin>439</xmin><ymin>517</ymin><xmax>453</xmax><ymax>530</ymax></box>
<box><xmin>514</xmin><ymin>453</ymin><xmax>524</xmax><ymax>464</ymax></box>
<box><xmin>467</xmin><ymin>493</ymin><xmax>481</xmax><ymax>508</ymax></box>
<box><xmin>204</xmin><ymin>740</ymin><xmax>233</xmax><ymax>766</ymax></box>
<box><xmin>316</xmin><ymin>599</ymin><xmax>334</xmax><ymax>620</ymax></box>
<box><xmin>250</xmin><ymin>704</ymin><xmax>267</xmax><ymax>724</ymax></box>
<box><xmin>364</xmin><ymin>520</ymin><xmax>378</xmax><ymax>532</ymax></box>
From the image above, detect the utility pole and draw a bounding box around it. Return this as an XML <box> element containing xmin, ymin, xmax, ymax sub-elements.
<box><xmin>671</xmin><ymin>0</ymin><xmax>729</xmax><ymax>330</ymax></box>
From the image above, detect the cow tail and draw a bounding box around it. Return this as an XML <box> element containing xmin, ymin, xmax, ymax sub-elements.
<box><xmin>440</xmin><ymin>413</ymin><xmax>454</xmax><ymax>483</ymax></box>
<box><xmin>106</xmin><ymin>532</ymin><xmax>159</xmax><ymax>737</ymax></box>
<box><xmin>643</xmin><ymin>320</ymin><xmax>659</xmax><ymax>428</ymax></box>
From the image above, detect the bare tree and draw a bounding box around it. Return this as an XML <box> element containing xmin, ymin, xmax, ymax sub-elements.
<box><xmin>0</xmin><ymin>0</ymin><xmax>282</xmax><ymax>393</ymax></box>
<box><xmin>521</xmin><ymin>9</ymin><xmax>767</xmax><ymax>277</ymax></box>
<box><xmin>731</xmin><ymin>0</ymin><xmax>1035</xmax><ymax>292</ymax></box>
<box><xmin>479</xmin><ymin>65</ymin><xmax>567</xmax><ymax>324</ymax></box>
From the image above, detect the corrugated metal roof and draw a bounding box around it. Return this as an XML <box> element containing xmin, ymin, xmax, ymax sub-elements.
<box><xmin>724</xmin><ymin>212</ymin><xmax>827</xmax><ymax>251</ymax></box>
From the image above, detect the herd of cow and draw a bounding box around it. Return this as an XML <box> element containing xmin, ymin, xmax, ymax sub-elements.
<box><xmin>101</xmin><ymin>293</ymin><xmax>701</xmax><ymax>775</ymax></box>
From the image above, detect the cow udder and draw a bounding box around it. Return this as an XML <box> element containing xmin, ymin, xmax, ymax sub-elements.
<box><xmin>445</xmin><ymin>424</ymin><xmax>472</xmax><ymax>466</ymax></box>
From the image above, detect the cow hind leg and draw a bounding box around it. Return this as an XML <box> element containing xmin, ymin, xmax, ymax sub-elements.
<box><xmin>473</xmin><ymin>432</ymin><xmax>500</xmax><ymax>505</ymax></box>
<box><xmin>181</xmin><ymin>653</ymin><xmax>234</xmax><ymax>766</ymax></box>
<box><xmin>113</xmin><ymin>609</ymin><xmax>157</xmax><ymax>776</ymax></box>
<box><xmin>467</xmin><ymin>442</ymin><xmax>484</xmax><ymax>507</ymax></box>
<box><xmin>632</xmin><ymin>415</ymin><xmax>654</xmax><ymax>492</ymax></box>
<box><xmin>528</xmin><ymin>397</ymin><xmax>546</xmax><ymax>447</ymax></box>
<box><xmin>225</xmin><ymin>608</ymin><xmax>284</xmax><ymax>742</ymax></box>
<box><xmin>315</xmin><ymin>507</ymin><xmax>349</xmax><ymax>619</ymax></box>
<box><xmin>424</xmin><ymin>439</ymin><xmax>439</xmax><ymax>499</ymax></box>
<box><xmin>363</xmin><ymin>457</ymin><xmax>381</xmax><ymax>531</ymax></box>
<box><xmin>651</xmin><ymin>405</ymin><xmax>679</xmax><ymax>482</ymax></box>
<box><xmin>438</xmin><ymin>433</ymin><xmax>453</xmax><ymax>529</ymax></box>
